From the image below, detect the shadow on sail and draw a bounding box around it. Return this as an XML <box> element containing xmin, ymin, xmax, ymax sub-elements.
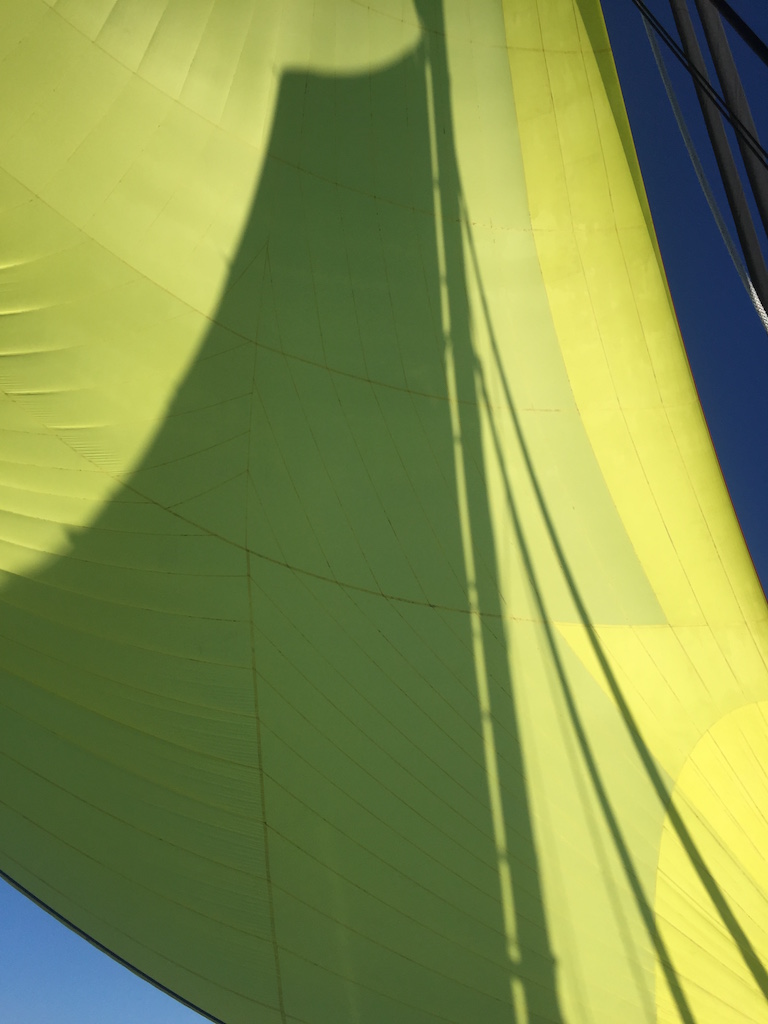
<box><xmin>0</xmin><ymin>6</ymin><xmax>561</xmax><ymax>1022</ymax></box>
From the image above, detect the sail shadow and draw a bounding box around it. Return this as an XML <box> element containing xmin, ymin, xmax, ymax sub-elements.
<box><xmin>0</xmin><ymin>9</ymin><xmax>562</xmax><ymax>1024</ymax></box>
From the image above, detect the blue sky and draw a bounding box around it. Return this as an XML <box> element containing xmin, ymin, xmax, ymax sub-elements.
<box><xmin>0</xmin><ymin>882</ymin><xmax>203</xmax><ymax>1023</ymax></box>
<box><xmin>2</xmin><ymin>2</ymin><xmax>767</xmax><ymax>1021</ymax></box>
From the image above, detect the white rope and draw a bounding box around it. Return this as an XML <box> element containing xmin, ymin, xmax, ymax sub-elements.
<box><xmin>748</xmin><ymin>277</ymin><xmax>768</xmax><ymax>333</ymax></box>
<box><xmin>644</xmin><ymin>19</ymin><xmax>768</xmax><ymax>335</ymax></box>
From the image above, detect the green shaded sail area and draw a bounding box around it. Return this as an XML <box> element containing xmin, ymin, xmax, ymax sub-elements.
<box><xmin>0</xmin><ymin>29</ymin><xmax>622</xmax><ymax>1024</ymax></box>
<box><xmin>2</xmin><ymin>3</ymin><xmax>766</xmax><ymax>1024</ymax></box>
<box><xmin>0</xmin><ymin>38</ymin><xmax>526</xmax><ymax>1024</ymax></box>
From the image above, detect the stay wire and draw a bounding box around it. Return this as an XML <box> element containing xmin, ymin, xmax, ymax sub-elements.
<box><xmin>628</xmin><ymin>0</ymin><xmax>768</xmax><ymax>172</ymax></box>
<box><xmin>694</xmin><ymin>0</ymin><xmax>768</xmax><ymax>239</ymax></box>
<box><xmin>645</xmin><ymin>19</ymin><xmax>768</xmax><ymax>333</ymax></box>
<box><xmin>703</xmin><ymin>0</ymin><xmax>768</xmax><ymax>70</ymax></box>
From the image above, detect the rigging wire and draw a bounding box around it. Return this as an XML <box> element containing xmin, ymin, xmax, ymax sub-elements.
<box><xmin>704</xmin><ymin>0</ymin><xmax>768</xmax><ymax>70</ymax></box>
<box><xmin>667</xmin><ymin>0</ymin><xmax>768</xmax><ymax>310</ymax></box>
<box><xmin>644</xmin><ymin>19</ymin><xmax>768</xmax><ymax>334</ymax></box>
<box><xmin>627</xmin><ymin>0</ymin><xmax>768</xmax><ymax>172</ymax></box>
<box><xmin>628</xmin><ymin>0</ymin><xmax>768</xmax><ymax>311</ymax></box>
<box><xmin>694</xmin><ymin>0</ymin><xmax>768</xmax><ymax>239</ymax></box>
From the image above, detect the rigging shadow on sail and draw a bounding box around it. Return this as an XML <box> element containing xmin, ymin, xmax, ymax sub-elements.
<box><xmin>470</xmin><ymin>273</ymin><xmax>768</xmax><ymax>1015</ymax></box>
<box><xmin>458</xmin><ymin>98</ymin><xmax>768</xmax><ymax>1024</ymax></box>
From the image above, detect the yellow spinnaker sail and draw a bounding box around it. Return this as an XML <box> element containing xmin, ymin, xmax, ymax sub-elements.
<box><xmin>0</xmin><ymin>1</ymin><xmax>766</xmax><ymax>1022</ymax></box>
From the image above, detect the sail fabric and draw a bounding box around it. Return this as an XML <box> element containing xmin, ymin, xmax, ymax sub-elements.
<box><xmin>0</xmin><ymin>1</ymin><xmax>766</xmax><ymax>1022</ymax></box>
